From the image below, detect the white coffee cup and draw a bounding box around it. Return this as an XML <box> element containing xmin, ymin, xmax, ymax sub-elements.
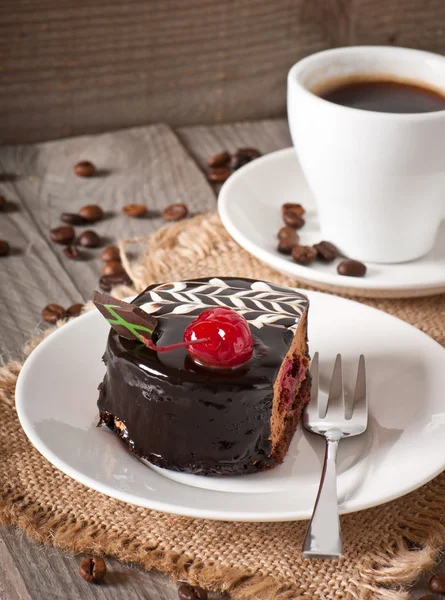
<box><xmin>287</xmin><ymin>46</ymin><xmax>445</xmax><ymax>264</ymax></box>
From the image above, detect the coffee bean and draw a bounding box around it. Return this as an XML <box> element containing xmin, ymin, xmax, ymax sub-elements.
<box><xmin>103</xmin><ymin>260</ymin><xmax>126</xmax><ymax>276</ymax></box>
<box><xmin>79</xmin><ymin>556</ymin><xmax>106</xmax><ymax>583</ymax></box>
<box><xmin>163</xmin><ymin>203</ymin><xmax>189</xmax><ymax>222</ymax></box>
<box><xmin>42</xmin><ymin>304</ymin><xmax>66</xmax><ymax>324</ymax></box>
<box><xmin>99</xmin><ymin>273</ymin><xmax>132</xmax><ymax>291</ymax></box>
<box><xmin>78</xmin><ymin>230</ymin><xmax>101</xmax><ymax>248</ymax></box>
<box><xmin>177</xmin><ymin>584</ymin><xmax>208</xmax><ymax>600</ymax></box>
<box><xmin>277</xmin><ymin>243</ymin><xmax>293</xmax><ymax>255</ymax></box>
<box><xmin>291</xmin><ymin>245</ymin><xmax>317</xmax><ymax>266</ymax></box>
<box><xmin>177</xmin><ymin>584</ymin><xmax>197</xmax><ymax>600</ymax></box>
<box><xmin>313</xmin><ymin>241</ymin><xmax>339</xmax><ymax>262</ymax></box>
<box><xmin>278</xmin><ymin>226</ymin><xmax>299</xmax><ymax>243</ymax></box>
<box><xmin>277</xmin><ymin>226</ymin><xmax>299</xmax><ymax>254</ymax></box>
<box><xmin>98</xmin><ymin>275</ymin><xmax>116</xmax><ymax>292</ymax></box>
<box><xmin>0</xmin><ymin>195</ymin><xmax>6</xmax><ymax>210</ymax></box>
<box><xmin>66</xmin><ymin>303</ymin><xmax>84</xmax><ymax>317</ymax></box>
<box><xmin>237</xmin><ymin>147</ymin><xmax>261</xmax><ymax>159</ymax></box>
<box><xmin>74</xmin><ymin>161</ymin><xmax>96</xmax><ymax>178</ymax></box>
<box><xmin>230</xmin><ymin>154</ymin><xmax>252</xmax><ymax>171</ymax></box>
<box><xmin>78</xmin><ymin>204</ymin><xmax>104</xmax><ymax>222</ymax></box>
<box><xmin>208</xmin><ymin>151</ymin><xmax>230</xmax><ymax>168</ymax></box>
<box><xmin>123</xmin><ymin>203</ymin><xmax>147</xmax><ymax>218</ymax></box>
<box><xmin>61</xmin><ymin>212</ymin><xmax>87</xmax><ymax>226</ymax></box>
<box><xmin>101</xmin><ymin>245</ymin><xmax>120</xmax><ymax>262</ymax></box>
<box><xmin>282</xmin><ymin>203</ymin><xmax>305</xmax><ymax>217</ymax></box>
<box><xmin>50</xmin><ymin>226</ymin><xmax>75</xmax><ymax>245</ymax></box>
<box><xmin>337</xmin><ymin>259</ymin><xmax>367</xmax><ymax>277</ymax></box>
<box><xmin>207</xmin><ymin>167</ymin><xmax>231</xmax><ymax>183</ymax></box>
<box><xmin>283</xmin><ymin>207</ymin><xmax>305</xmax><ymax>229</ymax></box>
<box><xmin>430</xmin><ymin>573</ymin><xmax>445</xmax><ymax>594</ymax></box>
<box><xmin>63</xmin><ymin>245</ymin><xmax>81</xmax><ymax>260</ymax></box>
<box><xmin>0</xmin><ymin>240</ymin><xmax>10</xmax><ymax>256</ymax></box>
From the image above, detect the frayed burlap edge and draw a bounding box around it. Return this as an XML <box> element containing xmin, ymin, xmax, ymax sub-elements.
<box><xmin>1</xmin><ymin>212</ymin><xmax>445</xmax><ymax>600</ymax></box>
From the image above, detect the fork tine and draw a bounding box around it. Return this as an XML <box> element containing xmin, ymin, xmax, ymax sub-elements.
<box><xmin>310</xmin><ymin>352</ymin><xmax>319</xmax><ymax>401</ymax></box>
<box><xmin>325</xmin><ymin>354</ymin><xmax>344</xmax><ymax>418</ymax></box>
<box><xmin>352</xmin><ymin>355</ymin><xmax>367</xmax><ymax>425</ymax></box>
<box><xmin>305</xmin><ymin>352</ymin><xmax>319</xmax><ymax>418</ymax></box>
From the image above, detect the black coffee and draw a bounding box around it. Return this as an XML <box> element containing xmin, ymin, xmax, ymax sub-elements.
<box><xmin>319</xmin><ymin>79</ymin><xmax>445</xmax><ymax>113</ymax></box>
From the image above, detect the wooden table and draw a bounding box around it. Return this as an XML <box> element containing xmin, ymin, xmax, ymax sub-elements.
<box><xmin>0</xmin><ymin>120</ymin><xmax>435</xmax><ymax>599</ymax></box>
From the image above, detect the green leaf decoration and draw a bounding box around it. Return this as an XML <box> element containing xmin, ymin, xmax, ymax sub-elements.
<box><xmin>93</xmin><ymin>291</ymin><xmax>158</xmax><ymax>342</ymax></box>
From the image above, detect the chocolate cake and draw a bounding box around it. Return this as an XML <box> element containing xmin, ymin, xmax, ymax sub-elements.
<box><xmin>97</xmin><ymin>277</ymin><xmax>310</xmax><ymax>476</ymax></box>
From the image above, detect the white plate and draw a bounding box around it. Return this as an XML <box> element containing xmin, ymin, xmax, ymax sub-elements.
<box><xmin>15</xmin><ymin>291</ymin><xmax>445</xmax><ymax>521</ymax></box>
<box><xmin>218</xmin><ymin>148</ymin><xmax>445</xmax><ymax>298</ymax></box>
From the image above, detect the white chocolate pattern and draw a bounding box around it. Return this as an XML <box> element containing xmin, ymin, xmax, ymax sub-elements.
<box><xmin>138</xmin><ymin>278</ymin><xmax>308</xmax><ymax>332</ymax></box>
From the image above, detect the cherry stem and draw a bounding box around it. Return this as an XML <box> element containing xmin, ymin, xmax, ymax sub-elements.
<box><xmin>142</xmin><ymin>336</ymin><xmax>211</xmax><ymax>353</ymax></box>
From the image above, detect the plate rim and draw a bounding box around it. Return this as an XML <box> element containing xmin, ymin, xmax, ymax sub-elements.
<box><xmin>15</xmin><ymin>291</ymin><xmax>445</xmax><ymax>521</ymax></box>
<box><xmin>217</xmin><ymin>147</ymin><xmax>445</xmax><ymax>297</ymax></box>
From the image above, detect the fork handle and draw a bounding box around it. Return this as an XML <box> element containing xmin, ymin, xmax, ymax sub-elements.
<box><xmin>302</xmin><ymin>429</ymin><xmax>342</xmax><ymax>559</ymax></box>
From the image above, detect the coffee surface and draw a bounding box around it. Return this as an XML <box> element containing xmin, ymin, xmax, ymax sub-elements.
<box><xmin>319</xmin><ymin>79</ymin><xmax>445</xmax><ymax>113</ymax></box>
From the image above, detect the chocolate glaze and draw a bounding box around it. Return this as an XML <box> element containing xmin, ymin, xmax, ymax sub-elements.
<box><xmin>97</xmin><ymin>278</ymin><xmax>309</xmax><ymax>475</ymax></box>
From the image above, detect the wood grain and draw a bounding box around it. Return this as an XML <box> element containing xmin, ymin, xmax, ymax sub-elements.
<box><xmin>178</xmin><ymin>118</ymin><xmax>292</xmax><ymax>170</ymax></box>
<box><xmin>0</xmin><ymin>526</ymin><xmax>180</xmax><ymax>600</ymax></box>
<box><xmin>2</xmin><ymin>0</ymin><xmax>445</xmax><ymax>143</ymax></box>
<box><xmin>0</xmin><ymin>532</ymin><xmax>32</xmax><ymax>600</ymax></box>
<box><xmin>0</xmin><ymin>124</ymin><xmax>215</xmax><ymax>358</ymax></box>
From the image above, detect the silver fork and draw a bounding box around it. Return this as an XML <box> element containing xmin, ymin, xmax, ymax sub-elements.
<box><xmin>302</xmin><ymin>353</ymin><xmax>368</xmax><ymax>559</ymax></box>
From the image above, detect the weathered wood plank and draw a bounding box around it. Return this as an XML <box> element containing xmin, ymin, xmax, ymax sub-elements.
<box><xmin>0</xmin><ymin>531</ymin><xmax>33</xmax><ymax>600</ymax></box>
<box><xmin>0</xmin><ymin>174</ymin><xmax>88</xmax><ymax>360</ymax></box>
<box><xmin>2</xmin><ymin>0</ymin><xmax>445</xmax><ymax>143</ymax></box>
<box><xmin>0</xmin><ymin>124</ymin><xmax>215</xmax><ymax>359</ymax></box>
<box><xmin>177</xmin><ymin>119</ymin><xmax>292</xmax><ymax>171</ymax></box>
<box><xmin>0</xmin><ymin>526</ymin><xmax>180</xmax><ymax>600</ymax></box>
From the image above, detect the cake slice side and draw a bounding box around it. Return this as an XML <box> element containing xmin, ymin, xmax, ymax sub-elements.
<box><xmin>270</xmin><ymin>306</ymin><xmax>310</xmax><ymax>464</ymax></box>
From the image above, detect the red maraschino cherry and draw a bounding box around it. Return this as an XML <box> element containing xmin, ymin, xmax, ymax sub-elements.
<box><xmin>184</xmin><ymin>307</ymin><xmax>253</xmax><ymax>368</ymax></box>
<box><xmin>143</xmin><ymin>307</ymin><xmax>254</xmax><ymax>369</ymax></box>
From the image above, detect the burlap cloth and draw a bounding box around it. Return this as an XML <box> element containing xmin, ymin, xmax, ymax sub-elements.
<box><xmin>1</xmin><ymin>212</ymin><xmax>445</xmax><ymax>600</ymax></box>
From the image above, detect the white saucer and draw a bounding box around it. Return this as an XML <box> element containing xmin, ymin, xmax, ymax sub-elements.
<box><xmin>218</xmin><ymin>148</ymin><xmax>445</xmax><ymax>298</ymax></box>
<box><xmin>15</xmin><ymin>291</ymin><xmax>445</xmax><ymax>521</ymax></box>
